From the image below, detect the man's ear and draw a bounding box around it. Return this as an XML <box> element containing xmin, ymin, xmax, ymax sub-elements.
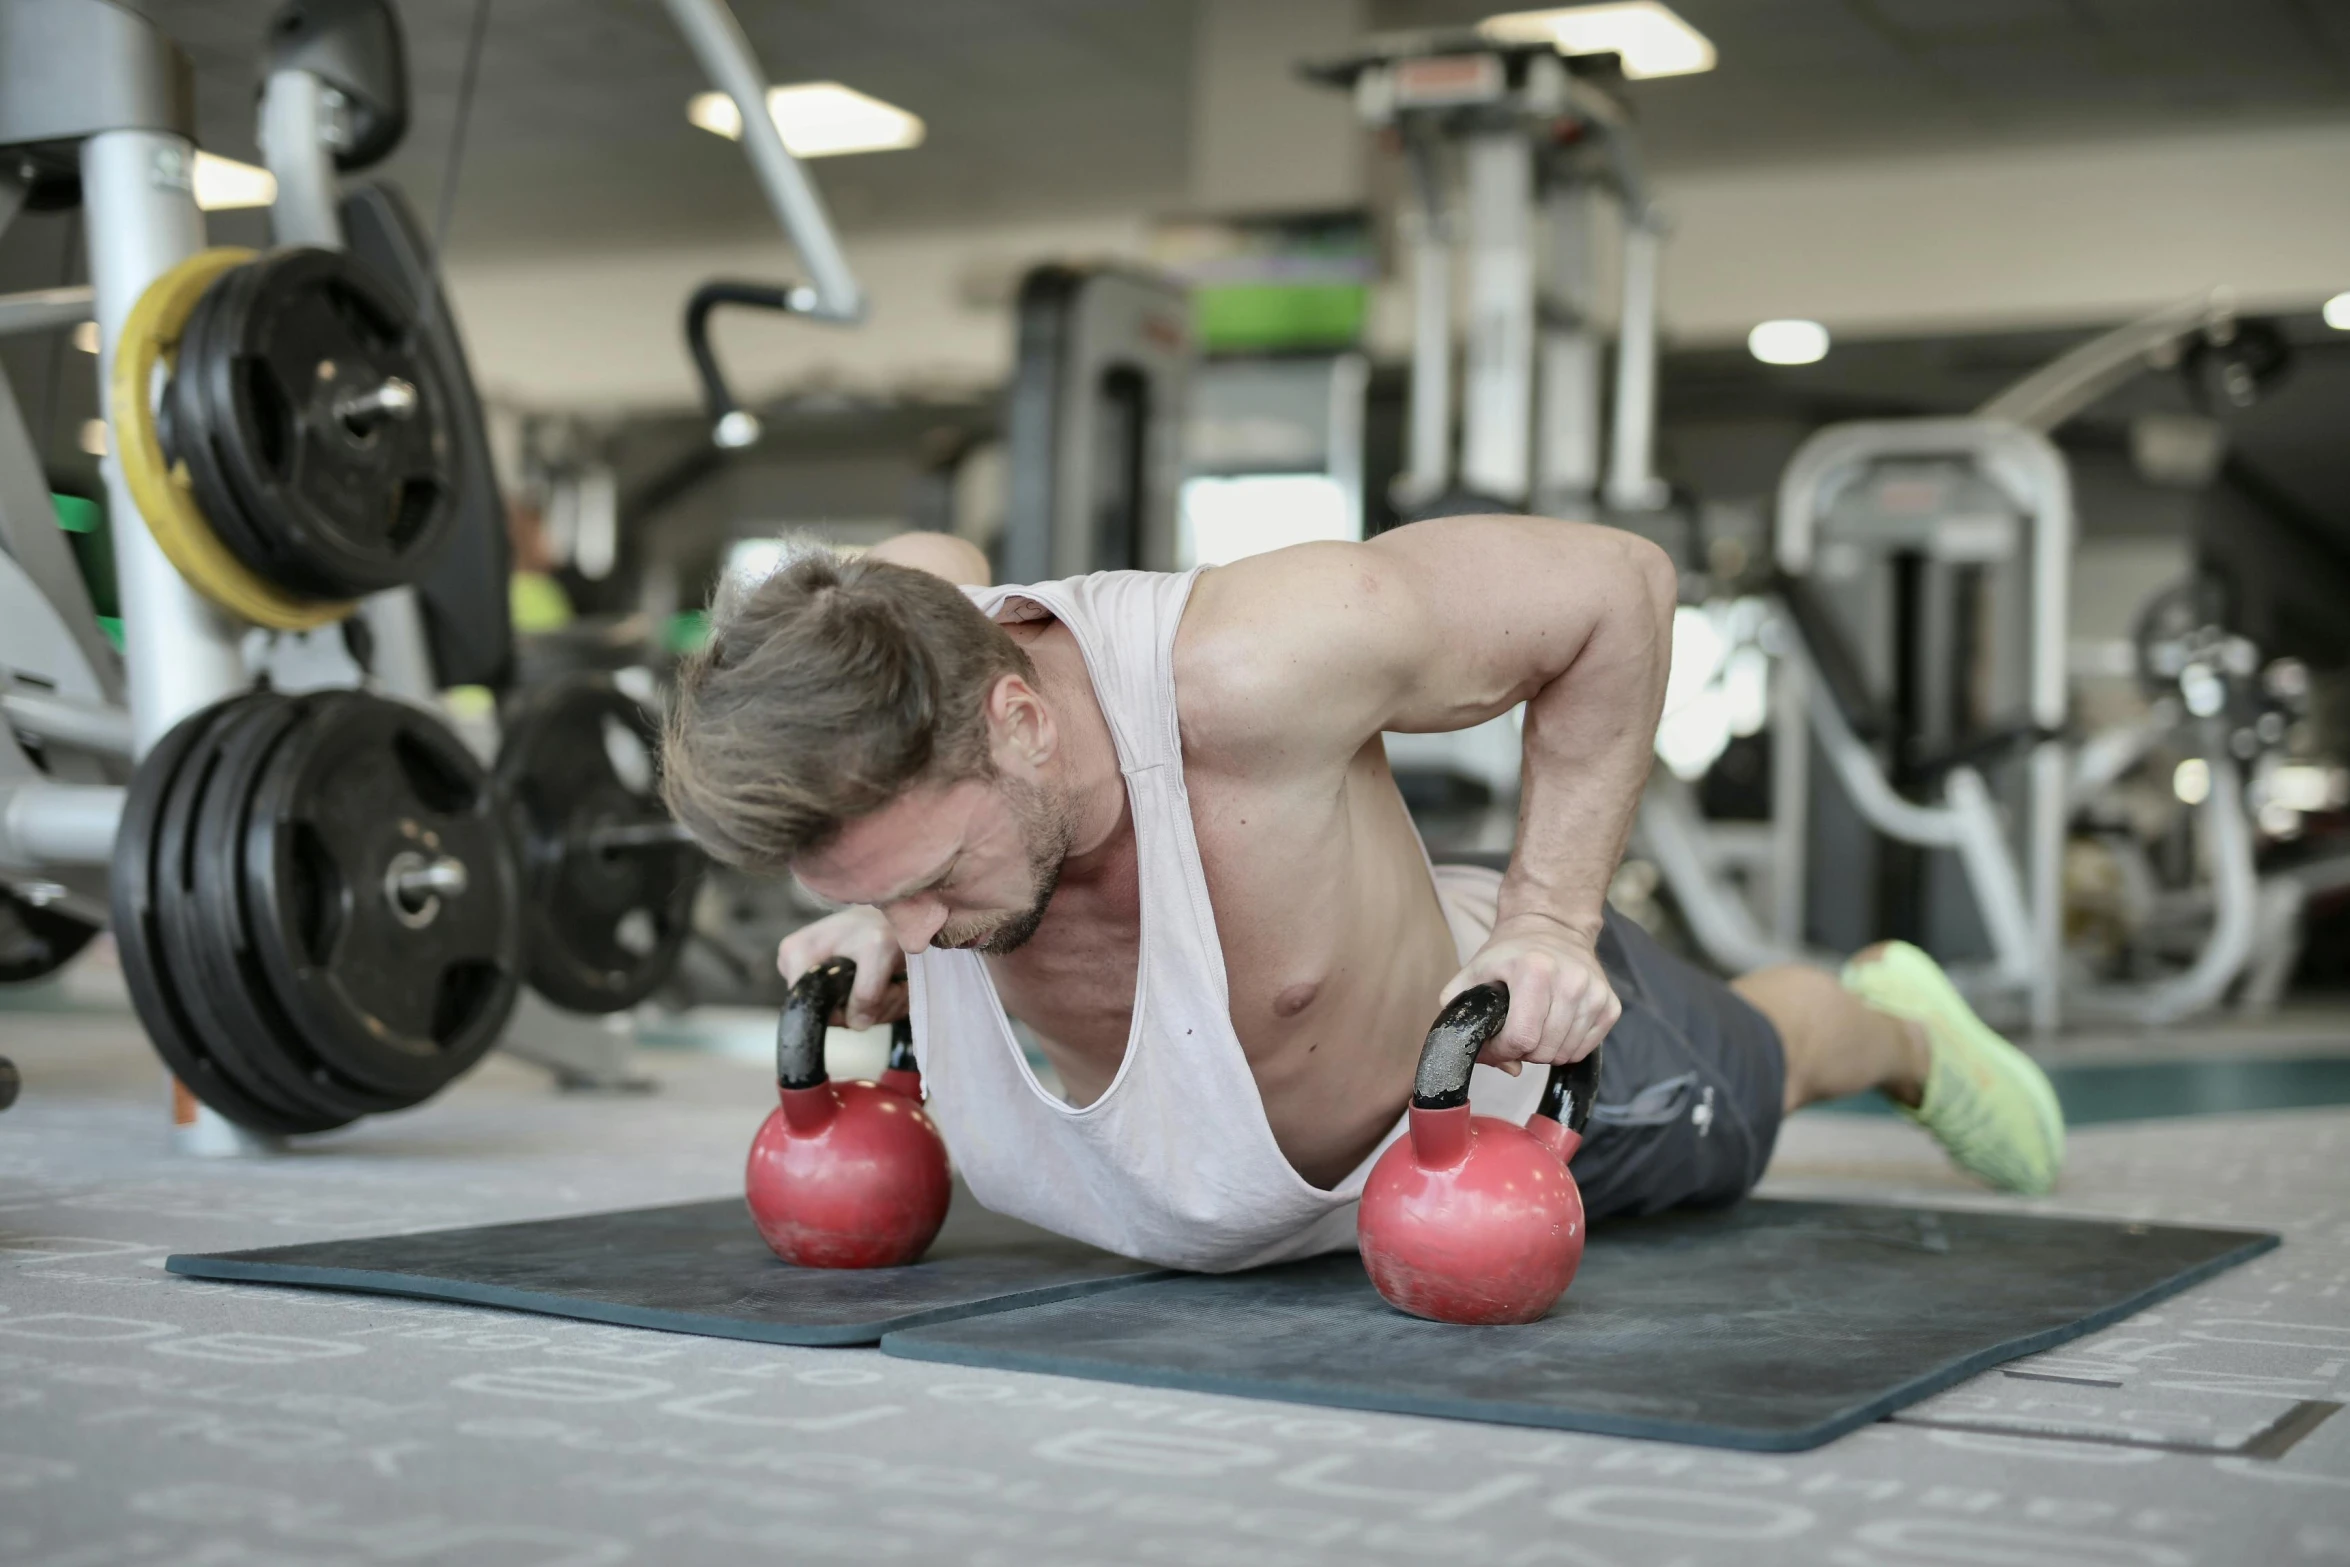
<box><xmin>985</xmin><ymin>673</ymin><xmax>1056</xmax><ymax>774</ymax></box>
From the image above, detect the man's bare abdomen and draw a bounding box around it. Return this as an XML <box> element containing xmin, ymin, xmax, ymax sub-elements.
<box><xmin>990</xmin><ymin>740</ymin><xmax>1462</xmax><ymax>1188</ymax></box>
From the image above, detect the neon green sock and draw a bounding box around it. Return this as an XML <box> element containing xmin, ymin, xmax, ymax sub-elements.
<box><xmin>1840</xmin><ymin>941</ymin><xmax>2065</xmax><ymax>1196</ymax></box>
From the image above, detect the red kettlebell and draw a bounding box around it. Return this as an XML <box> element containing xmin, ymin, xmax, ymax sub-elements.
<box><xmin>1358</xmin><ymin>982</ymin><xmax>1603</xmax><ymax>1324</ymax></box>
<box><xmin>746</xmin><ymin>959</ymin><xmax>952</xmax><ymax>1269</ymax></box>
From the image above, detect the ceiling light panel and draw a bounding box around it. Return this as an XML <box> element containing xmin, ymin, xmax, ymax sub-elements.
<box><xmin>1748</xmin><ymin>319</ymin><xmax>1830</xmax><ymax>365</ymax></box>
<box><xmin>688</xmin><ymin>82</ymin><xmax>926</xmax><ymax>158</ymax></box>
<box><xmin>192</xmin><ymin>151</ymin><xmax>277</xmax><ymax>211</ymax></box>
<box><xmin>1480</xmin><ymin>2</ymin><xmax>1717</xmax><ymax>80</ymax></box>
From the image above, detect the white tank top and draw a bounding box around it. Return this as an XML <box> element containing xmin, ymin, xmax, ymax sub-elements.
<box><xmin>906</xmin><ymin>569</ymin><xmax>1541</xmax><ymax>1272</ymax></box>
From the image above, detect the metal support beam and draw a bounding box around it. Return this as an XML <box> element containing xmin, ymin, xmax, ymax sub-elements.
<box><xmin>658</xmin><ymin>0</ymin><xmax>864</xmax><ymax>323</ymax></box>
<box><xmin>259</xmin><ymin>69</ymin><xmax>344</xmax><ymax>248</ymax></box>
<box><xmin>0</xmin><ymin>781</ymin><xmax>124</xmax><ymax>867</ymax></box>
<box><xmin>1</xmin><ymin>688</ymin><xmax>132</xmax><ymax>757</ymax></box>
<box><xmin>1534</xmin><ymin>178</ymin><xmax>1600</xmax><ymax>513</ymax></box>
<box><xmin>1399</xmin><ymin>136</ymin><xmax>1452</xmax><ymax>508</ymax></box>
<box><xmin>0</xmin><ymin>283</ymin><xmax>94</xmax><ymax>338</ymax></box>
<box><xmin>82</xmin><ymin>129</ymin><xmax>246</xmax><ymax>753</ymax></box>
<box><xmin>359</xmin><ymin>586</ymin><xmax>439</xmax><ymax>702</ymax></box>
<box><xmin>1603</xmin><ymin>215</ymin><xmax>1666</xmax><ymax>512</ymax></box>
<box><xmin>1460</xmin><ymin>131</ymin><xmax>1534</xmax><ymax>505</ymax></box>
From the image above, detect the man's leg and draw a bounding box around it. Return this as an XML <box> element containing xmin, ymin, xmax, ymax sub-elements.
<box><xmin>1732</xmin><ymin>957</ymin><xmax>1928</xmax><ymax>1113</ymax></box>
<box><xmin>1737</xmin><ymin>942</ymin><xmax>2065</xmax><ymax>1195</ymax></box>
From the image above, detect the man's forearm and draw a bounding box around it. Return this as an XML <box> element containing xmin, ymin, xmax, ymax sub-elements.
<box><xmin>1498</xmin><ymin>548</ymin><xmax>1675</xmax><ymax>943</ymax></box>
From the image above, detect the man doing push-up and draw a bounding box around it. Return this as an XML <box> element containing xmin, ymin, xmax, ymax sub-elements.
<box><xmin>661</xmin><ymin>518</ymin><xmax>2063</xmax><ymax>1271</ymax></box>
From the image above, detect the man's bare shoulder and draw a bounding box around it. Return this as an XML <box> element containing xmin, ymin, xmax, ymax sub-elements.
<box><xmin>1172</xmin><ymin>542</ymin><xmax>1427</xmax><ymax>771</ymax></box>
<box><xmin>866</xmin><ymin>532</ymin><xmax>992</xmax><ymax>586</ymax></box>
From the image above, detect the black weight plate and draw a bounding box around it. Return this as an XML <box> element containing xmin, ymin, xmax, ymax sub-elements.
<box><xmin>497</xmin><ymin>676</ymin><xmax>703</xmax><ymax>1014</ymax></box>
<box><xmin>178</xmin><ymin>694</ymin><xmax>411</xmax><ymax>1121</ymax></box>
<box><xmin>148</xmin><ymin>692</ymin><xmax>351</xmax><ymax>1125</ymax></box>
<box><xmin>109</xmin><ymin>696</ymin><xmax>353</xmax><ymax>1137</ymax></box>
<box><xmin>244</xmin><ymin>693</ymin><xmax>521</xmax><ymax>1098</ymax></box>
<box><xmin>187</xmin><ymin>254</ymin><xmax>313</xmax><ymax>587</ymax></box>
<box><xmin>192</xmin><ymin>255</ymin><xmax>364</xmax><ymax>595</ymax></box>
<box><xmin>0</xmin><ymin>889</ymin><xmax>98</xmax><ymax>985</ymax></box>
<box><xmin>210</xmin><ymin>247</ymin><xmax>456</xmax><ymax>599</ymax></box>
<box><xmin>172</xmin><ymin>260</ymin><xmax>293</xmax><ymax>586</ymax></box>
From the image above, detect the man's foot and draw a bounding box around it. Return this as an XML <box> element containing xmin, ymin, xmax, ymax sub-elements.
<box><xmin>1840</xmin><ymin>941</ymin><xmax>2065</xmax><ymax>1196</ymax></box>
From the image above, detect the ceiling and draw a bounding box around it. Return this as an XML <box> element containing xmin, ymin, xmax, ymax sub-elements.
<box><xmin>111</xmin><ymin>0</ymin><xmax>2350</xmax><ymax>260</ymax></box>
<box><xmin>1379</xmin><ymin>0</ymin><xmax>2350</xmax><ymax>169</ymax></box>
<box><xmin>130</xmin><ymin>0</ymin><xmax>1197</xmax><ymax>256</ymax></box>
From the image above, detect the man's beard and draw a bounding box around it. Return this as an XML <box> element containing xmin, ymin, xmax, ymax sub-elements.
<box><xmin>936</xmin><ymin>776</ymin><xmax>1073</xmax><ymax>955</ymax></box>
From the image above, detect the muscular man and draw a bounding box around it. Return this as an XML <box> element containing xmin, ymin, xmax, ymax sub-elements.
<box><xmin>663</xmin><ymin>519</ymin><xmax>2063</xmax><ymax>1270</ymax></box>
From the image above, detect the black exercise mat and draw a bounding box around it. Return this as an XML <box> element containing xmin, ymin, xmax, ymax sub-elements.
<box><xmin>166</xmin><ymin>1191</ymin><xmax>1168</xmax><ymax>1346</ymax></box>
<box><xmin>881</xmin><ymin>1199</ymin><xmax>2277</xmax><ymax>1450</ymax></box>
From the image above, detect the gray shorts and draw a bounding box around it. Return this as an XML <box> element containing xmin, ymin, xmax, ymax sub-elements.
<box><xmin>1570</xmin><ymin>905</ymin><xmax>1787</xmax><ymax>1220</ymax></box>
<box><xmin>1433</xmin><ymin>869</ymin><xmax>1786</xmax><ymax>1222</ymax></box>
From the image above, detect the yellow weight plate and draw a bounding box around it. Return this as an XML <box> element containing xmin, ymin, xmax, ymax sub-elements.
<box><xmin>108</xmin><ymin>248</ymin><xmax>353</xmax><ymax>632</ymax></box>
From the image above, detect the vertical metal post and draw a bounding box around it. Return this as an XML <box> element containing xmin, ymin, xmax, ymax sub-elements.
<box><xmin>2022</xmin><ymin>440</ymin><xmax>2074</xmax><ymax>1037</ymax></box>
<box><xmin>81</xmin><ymin>131</ymin><xmax>244</xmax><ymax>753</ymax></box>
<box><xmin>1459</xmin><ymin>131</ymin><xmax>1533</xmax><ymax>506</ymax></box>
<box><xmin>1399</xmin><ymin>139</ymin><xmax>1452</xmax><ymax>508</ymax></box>
<box><xmin>356</xmin><ymin>592</ymin><xmax>439</xmax><ymax>701</ymax></box>
<box><xmin>1326</xmin><ymin>352</ymin><xmax>1369</xmax><ymax>539</ymax></box>
<box><xmin>2027</xmin><ymin>740</ymin><xmax>2065</xmax><ymax>1035</ymax></box>
<box><xmin>259</xmin><ymin>69</ymin><xmax>342</xmax><ymax>246</ymax></box>
<box><xmin>1604</xmin><ymin>214</ymin><xmax>1666</xmax><ymax>512</ymax></box>
<box><xmin>1768</xmin><ymin>640</ymin><xmax>1810</xmax><ymax>949</ymax></box>
<box><xmin>1535</xmin><ymin>177</ymin><xmax>1601</xmax><ymax>515</ymax></box>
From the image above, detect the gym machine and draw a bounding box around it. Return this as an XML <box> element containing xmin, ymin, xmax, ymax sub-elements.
<box><xmin>1001</xmin><ymin>265</ymin><xmax>1192</xmax><ymax>582</ymax></box>
<box><xmin>1298</xmin><ymin>31</ymin><xmax>1671</xmax><ymax>817</ymax></box>
<box><xmin>0</xmin><ymin>0</ymin><xmax>856</xmax><ymax>1138</ymax></box>
<box><xmin>1643</xmin><ymin>295</ymin><xmax>2328</xmax><ymax>1031</ymax></box>
<box><xmin>1308</xmin><ymin>31</ymin><xmax>1668</xmax><ymax>524</ymax></box>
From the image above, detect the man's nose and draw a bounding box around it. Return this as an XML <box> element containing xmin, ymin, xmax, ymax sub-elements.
<box><xmin>882</xmin><ymin>896</ymin><xmax>947</xmax><ymax>953</ymax></box>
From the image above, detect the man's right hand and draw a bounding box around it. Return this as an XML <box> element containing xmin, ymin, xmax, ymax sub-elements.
<box><xmin>777</xmin><ymin>907</ymin><xmax>906</xmax><ymax>1029</ymax></box>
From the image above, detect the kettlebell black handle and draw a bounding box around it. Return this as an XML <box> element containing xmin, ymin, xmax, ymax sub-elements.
<box><xmin>1410</xmin><ymin>980</ymin><xmax>1606</xmax><ymax>1130</ymax></box>
<box><xmin>777</xmin><ymin>958</ymin><xmax>856</xmax><ymax>1091</ymax></box>
<box><xmin>1537</xmin><ymin>1047</ymin><xmax>1603</xmax><ymax>1135</ymax></box>
<box><xmin>886</xmin><ymin>1016</ymin><xmax>918</xmax><ymax>1076</ymax></box>
<box><xmin>1411</xmin><ymin>982</ymin><xmax>1511</xmax><ymax>1110</ymax></box>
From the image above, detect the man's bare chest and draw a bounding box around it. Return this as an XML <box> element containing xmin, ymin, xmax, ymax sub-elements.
<box><xmin>984</xmin><ymin>762</ymin><xmax>1452</xmax><ymax>1101</ymax></box>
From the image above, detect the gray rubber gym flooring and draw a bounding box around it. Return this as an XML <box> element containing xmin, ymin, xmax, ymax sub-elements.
<box><xmin>6</xmin><ymin>961</ymin><xmax>2350</xmax><ymax>1566</ymax></box>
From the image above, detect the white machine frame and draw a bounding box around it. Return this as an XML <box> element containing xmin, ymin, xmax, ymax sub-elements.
<box><xmin>1646</xmin><ymin>297</ymin><xmax>2296</xmax><ymax>1033</ymax></box>
<box><xmin>1328</xmin><ymin>35</ymin><xmax>1667</xmax><ymax>522</ymax></box>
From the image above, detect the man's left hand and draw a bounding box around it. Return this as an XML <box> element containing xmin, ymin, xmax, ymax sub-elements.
<box><xmin>1441</xmin><ymin>915</ymin><xmax>1620</xmax><ymax>1073</ymax></box>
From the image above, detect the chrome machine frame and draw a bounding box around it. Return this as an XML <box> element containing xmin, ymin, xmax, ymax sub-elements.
<box><xmin>0</xmin><ymin>0</ymin><xmax>230</xmax><ymax>905</ymax></box>
<box><xmin>1772</xmin><ymin>420</ymin><xmax>2072</xmax><ymax>1036</ymax></box>
<box><xmin>1319</xmin><ymin>33</ymin><xmax>1667</xmax><ymax>522</ymax></box>
<box><xmin>0</xmin><ymin>0</ymin><xmax>860</xmax><ymax>986</ymax></box>
<box><xmin>1651</xmin><ymin>295</ymin><xmax>2282</xmax><ymax>1032</ymax></box>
